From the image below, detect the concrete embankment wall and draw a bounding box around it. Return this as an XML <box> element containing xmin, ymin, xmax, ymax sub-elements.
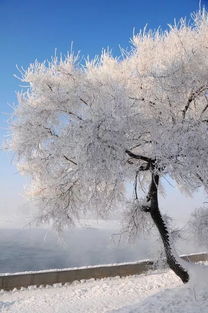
<box><xmin>0</xmin><ymin>252</ymin><xmax>207</xmax><ymax>291</ymax></box>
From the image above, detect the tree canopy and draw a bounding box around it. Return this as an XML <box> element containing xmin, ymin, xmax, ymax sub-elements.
<box><xmin>10</xmin><ymin>11</ymin><xmax>208</xmax><ymax>233</ymax></box>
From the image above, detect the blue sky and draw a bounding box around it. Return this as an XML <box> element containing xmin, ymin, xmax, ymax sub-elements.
<box><xmin>0</xmin><ymin>0</ymin><xmax>207</xmax><ymax>227</ymax></box>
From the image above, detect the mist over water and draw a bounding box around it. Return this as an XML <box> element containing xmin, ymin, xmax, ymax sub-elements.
<box><xmin>0</xmin><ymin>225</ymin><xmax>205</xmax><ymax>274</ymax></box>
<box><xmin>0</xmin><ymin>227</ymin><xmax>152</xmax><ymax>273</ymax></box>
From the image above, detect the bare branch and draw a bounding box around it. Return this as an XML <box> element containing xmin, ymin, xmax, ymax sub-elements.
<box><xmin>63</xmin><ymin>155</ymin><xmax>77</xmax><ymax>165</ymax></box>
<box><xmin>125</xmin><ymin>149</ymin><xmax>153</xmax><ymax>163</ymax></box>
<box><xmin>80</xmin><ymin>98</ymin><xmax>89</xmax><ymax>106</ymax></box>
<box><xmin>47</xmin><ymin>84</ymin><xmax>53</xmax><ymax>91</ymax></box>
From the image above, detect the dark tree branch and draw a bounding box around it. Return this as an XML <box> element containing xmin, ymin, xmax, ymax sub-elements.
<box><xmin>80</xmin><ymin>98</ymin><xmax>89</xmax><ymax>106</ymax></box>
<box><xmin>182</xmin><ymin>85</ymin><xmax>208</xmax><ymax>119</ymax></box>
<box><xmin>201</xmin><ymin>103</ymin><xmax>208</xmax><ymax>116</ymax></box>
<box><xmin>141</xmin><ymin>205</ymin><xmax>151</xmax><ymax>212</ymax></box>
<box><xmin>125</xmin><ymin>149</ymin><xmax>153</xmax><ymax>163</ymax></box>
<box><xmin>196</xmin><ymin>173</ymin><xmax>205</xmax><ymax>184</ymax></box>
<box><xmin>63</xmin><ymin>155</ymin><xmax>77</xmax><ymax>165</ymax></box>
<box><xmin>68</xmin><ymin>111</ymin><xmax>83</xmax><ymax>121</ymax></box>
<box><xmin>134</xmin><ymin>171</ymin><xmax>139</xmax><ymax>199</ymax></box>
<box><xmin>201</xmin><ymin>95</ymin><xmax>208</xmax><ymax>116</ymax></box>
<box><xmin>47</xmin><ymin>84</ymin><xmax>53</xmax><ymax>91</ymax></box>
<box><xmin>58</xmin><ymin>108</ymin><xmax>83</xmax><ymax>121</ymax></box>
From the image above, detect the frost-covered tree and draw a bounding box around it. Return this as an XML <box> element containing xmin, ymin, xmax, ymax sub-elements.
<box><xmin>190</xmin><ymin>205</ymin><xmax>208</xmax><ymax>245</ymax></box>
<box><xmin>9</xmin><ymin>11</ymin><xmax>208</xmax><ymax>283</ymax></box>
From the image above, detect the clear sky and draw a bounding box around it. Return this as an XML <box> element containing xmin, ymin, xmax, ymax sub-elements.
<box><xmin>0</xmin><ymin>0</ymin><xmax>207</xmax><ymax>227</ymax></box>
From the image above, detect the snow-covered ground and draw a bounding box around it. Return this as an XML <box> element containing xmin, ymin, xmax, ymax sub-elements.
<box><xmin>1</xmin><ymin>263</ymin><xmax>208</xmax><ymax>313</ymax></box>
<box><xmin>0</xmin><ymin>267</ymin><xmax>197</xmax><ymax>313</ymax></box>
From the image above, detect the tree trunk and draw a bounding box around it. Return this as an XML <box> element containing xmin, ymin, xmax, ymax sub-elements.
<box><xmin>149</xmin><ymin>173</ymin><xmax>189</xmax><ymax>283</ymax></box>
